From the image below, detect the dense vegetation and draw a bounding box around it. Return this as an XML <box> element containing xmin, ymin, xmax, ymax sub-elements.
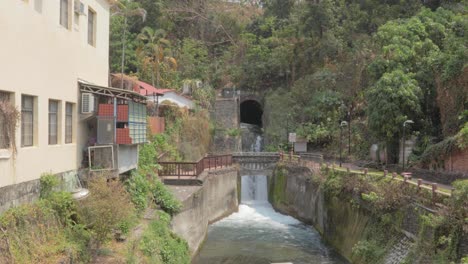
<box><xmin>0</xmin><ymin>134</ymin><xmax>189</xmax><ymax>264</ymax></box>
<box><xmin>111</xmin><ymin>0</ymin><xmax>466</xmax><ymax>164</ymax></box>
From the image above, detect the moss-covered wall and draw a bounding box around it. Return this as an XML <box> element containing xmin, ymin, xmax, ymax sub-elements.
<box><xmin>268</xmin><ymin>164</ymin><xmax>464</xmax><ymax>264</ymax></box>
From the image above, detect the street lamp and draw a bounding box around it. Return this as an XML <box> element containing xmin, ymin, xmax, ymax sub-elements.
<box><xmin>348</xmin><ymin>110</ymin><xmax>351</xmax><ymax>155</ymax></box>
<box><xmin>402</xmin><ymin>120</ymin><xmax>414</xmax><ymax>172</ymax></box>
<box><xmin>285</xmin><ymin>114</ymin><xmax>290</xmax><ymax>149</ymax></box>
<box><xmin>340</xmin><ymin>121</ymin><xmax>348</xmax><ymax>167</ymax></box>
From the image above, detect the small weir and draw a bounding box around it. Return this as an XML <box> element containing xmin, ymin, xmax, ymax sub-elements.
<box><xmin>193</xmin><ymin>125</ymin><xmax>348</xmax><ymax>264</ymax></box>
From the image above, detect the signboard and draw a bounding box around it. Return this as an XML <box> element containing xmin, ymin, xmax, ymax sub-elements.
<box><xmin>288</xmin><ymin>133</ymin><xmax>296</xmax><ymax>143</ymax></box>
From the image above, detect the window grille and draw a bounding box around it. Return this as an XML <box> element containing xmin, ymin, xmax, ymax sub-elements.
<box><xmin>65</xmin><ymin>103</ymin><xmax>73</xmax><ymax>143</ymax></box>
<box><xmin>21</xmin><ymin>95</ymin><xmax>34</xmax><ymax>147</ymax></box>
<box><xmin>60</xmin><ymin>0</ymin><xmax>69</xmax><ymax>29</ymax></box>
<box><xmin>88</xmin><ymin>8</ymin><xmax>96</xmax><ymax>46</ymax></box>
<box><xmin>49</xmin><ymin>100</ymin><xmax>59</xmax><ymax>145</ymax></box>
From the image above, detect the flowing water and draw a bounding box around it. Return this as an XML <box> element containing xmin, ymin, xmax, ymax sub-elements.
<box><xmin>193</xmin><ymin>126</ymin><xmax>348</xmax><ymax>264</ymax></box>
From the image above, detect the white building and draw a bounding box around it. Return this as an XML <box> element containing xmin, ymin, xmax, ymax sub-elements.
<box><xmin>0</xmin><ymin>0</ymin><xmax>116</xmax><ymax>212</ymax></box>
<box><xmin>137</xmin><ymin>81</ymin><xmax>195</xmax><ymax>109</ymax></box>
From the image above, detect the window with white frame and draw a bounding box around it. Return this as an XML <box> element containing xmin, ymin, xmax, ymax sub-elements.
<box><xmin>65</xmin><ymin>102</ymin><xmax>73</xmax><ymax>143</ymax></box>
<box><xmin>88</xmin><ymin>8</ymin><xmax>96</xmax><ymax>46</ymax></box>
<box><xmin>21</xmin><ymin>95</ymin><xmax>35</xmax><ymax>147</ymax></box>
<box><xmin>60</xmin><ymin>0</ymin><xmax>70</xmax><ymax>29</ymax></box>
<box><xmin>49</xmin><ymin>100</ymin><xmax>59</xmax><ymax>145</ymax></box>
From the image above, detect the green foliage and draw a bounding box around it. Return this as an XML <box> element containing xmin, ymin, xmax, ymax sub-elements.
<box><xmin>125</xmin><ymin>170</ymin><xmax>152</xmax><ymax>214</ymax></box>
<box><xmin>0</xmin><ymin>190</ymin><xmax>90</xmax><ymax>263</ymax></box>
<box><xmin>352</xmin><ymin>239</ymin><xmax>386</xmax><ymax>263</ymax></box>
<box><xmin>39</xmin><ymin>173</ymin><xmax>60</xmax><ymax>199</ymax></box>
<box><xmin>456</xmin><ymin>122</ymin><xmax>468</xmax><ymax>149</ymax></box>
<box><xmin>367</xmin><ymin>70</ymin><xmax>422</xmax><ymax>141</ymax></box>
<box><xmin>152</xmin><ymin>179</ymin><xmax>182</xmax><ymax>216</ymax></box>
<box><xmin>451</xmin><ymin>179</ymin><xmax>468</xmax><ymax>211</ymax></box>
<box><xmin>323</xmin><ymin>170</ymin><xmax>344</xmax><ymax>197</ymax></box>
<box><xmin>130</xmin><ymin>212</ymin><xmax>190</xmax><ymax>264</ymax></box>
<box><xmin>361</xmin><ymin>192</ymin><xmax>380</xmax><ymax>203</ymax></box>
<box><xmin>226</xmin><ymin>128</ymin><xmax>241</xmax><ymax>137</ymax></box>
<box><xmin>178</xmin><ymin>38</ymin><xmax>209</xmax><ymax>80</ymax></box>
<box><xmin>78</xmin><ymin>178</ymin><xmax>135</xmax><ymax>246</ymax></box>
<box><xmin>420</xmin><ymin>136</ymin><xmax>458</xmax><ymax>164</ymax></box>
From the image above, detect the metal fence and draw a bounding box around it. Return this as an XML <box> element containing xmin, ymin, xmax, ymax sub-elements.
<box><xmin>158</xmin><ymin>154</ymin><xmax>233</xmax><ymax>179</ymax></box>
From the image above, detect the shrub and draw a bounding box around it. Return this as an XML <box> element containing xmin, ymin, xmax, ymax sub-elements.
<box><xmin>0</xmin><ymin>199</ymin><xmax>88</xmax><ymax>263</ymax></box>
<box><xmin>125</xmin><ymin>170</ymin><xmax>151</xmax><ymax>214</ymax></box>
<box><xmin>137</xmin><ymin>212</ymin><xmax>190</xmax><ymax>264</ymax></box>
<box><xmin>361</xmin><ymin>191</ymin><xmax>380</xmax><ymax>203</ymax></box>
<box><xmin>77</xmin><ymin>178</ymin><xmax>135</xmax><ymax>247</ymax></box>
<box><xmin>39</xmin><ymin>173</ymin><xmax>60</xmax><ymax>199</ymax></box>
<box><xmin>352</xmin><ymin>239</ymin><xmax>385</xmax><ymax>263</ymax></box>
<box><xmin>151</xmin><ymin>179</ymin><xmax>181</xmax><ymax>216</ymax></box>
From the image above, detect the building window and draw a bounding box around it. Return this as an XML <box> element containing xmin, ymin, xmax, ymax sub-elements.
<box><xmin>88</xmin><ymin>8</ymin><xmax>96</xmax><ymax>46</ymax></box>
<box><xmin>49</xmin><ymin>100</ymin><xmax>59</xmax><ymax>145</ymax></box>
<box><xmin>34</xmin><ymin>0</ymin><xmax>42</xmax><ymax>13</ymax></box>
<box><xmin>0</xmin><ymin>91</ymin><xmax>11</xmax><ymax>149</ymax></box>
<box><xmin>65</xmin><ymin>103</ymin><xmax>73</xmax><ymax>143</ymax></box>
<box><xmin>60</xmin><ymin>0</ymin><xmax>70</xmax><ymax>29</ymax></box>
<box><xmin>21</xmin><ymin>95</ymin><xmax>34</xmax><ymax>147</ymax></box>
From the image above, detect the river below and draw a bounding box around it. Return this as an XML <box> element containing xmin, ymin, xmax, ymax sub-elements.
<box><xmin>192</xmin><ymin>175</ymin><xmax>348</xmax><ymax>264</ymax></box>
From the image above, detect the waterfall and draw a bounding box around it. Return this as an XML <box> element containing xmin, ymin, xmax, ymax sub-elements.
<box><xmin>194</xmin><ymin>123</ymin><xmax>347</xmax><ymax>264</ymax></box>
<box><xmin>241</xmin><ymin>175</ymin><xmax>268</xmax><ymax>203</ymax></box>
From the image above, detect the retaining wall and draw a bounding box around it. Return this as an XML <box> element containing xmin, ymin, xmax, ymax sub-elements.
<box><xmin>268</xmin><ymin>165</ymin><xmax>438</xmax><ymax>263</ymax></box>
<box><xmin>170</xmin><ymin>167</ymin><xmax>239</xmax><ymax>256</ymax></box>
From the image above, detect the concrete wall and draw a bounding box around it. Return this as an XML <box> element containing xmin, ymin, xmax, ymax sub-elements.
<box><xmin>0</xmin><ymin>0</ymin><xmax>110</xmax><ymax>189</ymax></box>
<box><xmin>214</xmin><ymin>98</ymin><xmax>239</xmax><ymax>130</ymax></box>
<box><xmin>268</xmin><ymin>165</ymin><xmax>435</xmax><ymax>263</ymax></box>
<box><xmin>170</xmin><ymin>168</ymin><xmax>239</xmax><ymax>256</ymax></box>
<box><xmin>212</xmin><ymin>98</ymin><xmax>241</xmax><ymax>153</ymax></box>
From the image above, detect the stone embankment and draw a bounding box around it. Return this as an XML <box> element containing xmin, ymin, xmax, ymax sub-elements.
<box><xmin>268</xmin><ymin>164</ymin><xmax>440</xmax><ymax>263</ymax></box>
<box><xmin>169</xmin><ymin>167</ymin><xmax>239</xmax><ymax>256</ymax></box>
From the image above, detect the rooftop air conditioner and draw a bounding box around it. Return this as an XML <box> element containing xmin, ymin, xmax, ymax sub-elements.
<box><xmin>74</xmin><ymin>0</ymin><xmax>85</xmax><ymax>15</ymax></box>
<box><xmin>81</xmin><ymin>93</ymin><xmax>95</xmax><ymax>114</ymax></box>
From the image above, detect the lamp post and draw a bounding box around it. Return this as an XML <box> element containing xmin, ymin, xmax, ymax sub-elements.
<box><xmin>402</xmin><ymin>120</ymin><xmax>414</xmax><ymax>172</ymax></box>
<box><xmin>348</xmin><ymin>110</ymin><xmax>351</xmax><ymax>155</ymax></box>
<box><xmin>286</xmin><ymin>113</ymin><xmax>291</xmax><ymax>150</ymax></box>
<box><xmin>340</xmin><ymin>121</ymin><xmax>348</xmax><ymax>167</ymax></box>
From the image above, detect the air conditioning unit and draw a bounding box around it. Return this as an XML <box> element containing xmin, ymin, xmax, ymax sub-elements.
<box><xmin>81</xmin><ymin>93</ymin><xmax>95</xmax><ymax>114</ymax></box>
<box><xmin>74</xmin><ymin>0</ymin><xmax>85</xmax><ymax>15</ymax></box>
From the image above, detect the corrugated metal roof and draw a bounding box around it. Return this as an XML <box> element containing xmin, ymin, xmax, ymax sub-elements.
<box><xmin>137</xmin><ymin>81</ymin><xmax>172</xmax><ymax>96</ymax></box>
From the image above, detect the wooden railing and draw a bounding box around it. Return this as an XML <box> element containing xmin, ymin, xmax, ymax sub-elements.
<box><xmin>158</xmin><ymin>154</ymin><xmax>233</xmax><ymax>179</ymax></box>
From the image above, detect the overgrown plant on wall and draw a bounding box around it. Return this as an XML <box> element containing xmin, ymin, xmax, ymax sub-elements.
<box><xmin>0</xmin><ymin>100</ymin><xmax>20</xmax><ymax>155</ymax></box>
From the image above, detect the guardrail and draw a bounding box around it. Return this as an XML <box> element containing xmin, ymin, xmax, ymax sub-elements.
<box><xmin>158</xmin><ymin>154</ymin><xmax>232</xmax><ymax>179</ymax></box>
<box><xmin>324</xmin><ymin>163</ymin><xmax>452</xmax><ymax>198</ymax></box>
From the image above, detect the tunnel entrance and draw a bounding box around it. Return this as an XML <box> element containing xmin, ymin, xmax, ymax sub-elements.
<box><xmin>240</xmin><ymin>100</ymin><xmax>263</xmax><ymax>127</ymax></box>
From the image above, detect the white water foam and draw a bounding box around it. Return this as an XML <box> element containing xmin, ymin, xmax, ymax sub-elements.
<box><xmin>215</xmin><ymin>175</ymin><xmax>300</xmax><ymax>229</ymax></box>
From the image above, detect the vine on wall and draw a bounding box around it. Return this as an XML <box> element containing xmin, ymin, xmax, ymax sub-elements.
<box><xmin>0</xmin><ymin>100</ymin><xmax>20</xmax><ymax>156</ymax></box>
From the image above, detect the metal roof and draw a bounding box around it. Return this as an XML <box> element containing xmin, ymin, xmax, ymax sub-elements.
<box><xmin>78</xmin><ymin>80</ymin><xmax>147</xmax><ymax>104</ymax></box>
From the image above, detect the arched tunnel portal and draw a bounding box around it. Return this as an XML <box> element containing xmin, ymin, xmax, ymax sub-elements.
<box><xmin>240</xmin><ymin>100</ymin><xmax>263</xmax><ymax>127</ymax></box>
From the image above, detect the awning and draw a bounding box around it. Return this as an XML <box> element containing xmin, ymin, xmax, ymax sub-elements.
<box><xmin>78</xmin><ymin>79</ymin><xmax>147</xmax><ymax>104</ymax></box>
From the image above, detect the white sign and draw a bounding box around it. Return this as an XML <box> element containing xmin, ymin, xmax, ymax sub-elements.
<box><xmin>288</xmin><ymin>133</ymin><xmax>296</xmax><ymax>143</ymax></box>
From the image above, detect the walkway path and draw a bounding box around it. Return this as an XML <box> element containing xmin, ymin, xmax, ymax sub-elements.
<box><xmin>327</xmin><ymin>161</ymin><xmax>453</xmax><ymax>196</ymax></box>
